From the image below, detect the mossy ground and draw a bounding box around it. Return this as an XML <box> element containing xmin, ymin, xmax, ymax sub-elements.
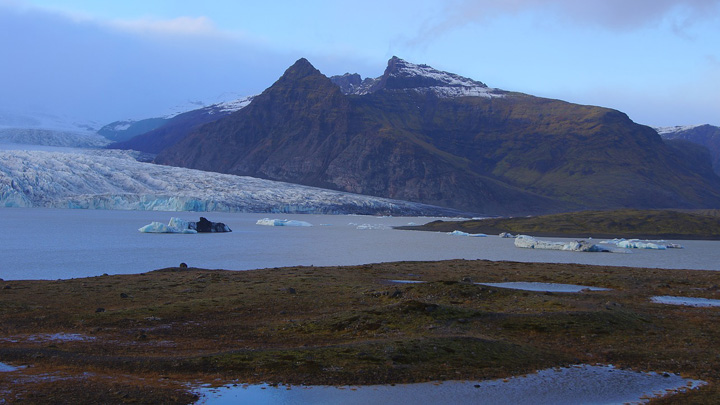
<box><xmin>1</xmin><ymin>259</ymin><xmax>719</xmax><ymax>403</ymax></box>
<box><xmin>401</xmin><ymin>209</ymin><xmax>720</xmax><ymax>240</ymax></box>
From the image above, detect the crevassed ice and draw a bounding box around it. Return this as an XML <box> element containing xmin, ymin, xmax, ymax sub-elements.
<box><xmin>0</xmin><ymin>149</ymin><xmax>454</xmax><ymax>215</ymax></box>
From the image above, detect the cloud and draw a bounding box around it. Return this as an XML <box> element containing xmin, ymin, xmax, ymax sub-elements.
<box><xmin>0</xmin><ymin>2</ymin><xmax>294</xmax><ymax>123</ymax></box>
<box><xmin>106</xmin><ymin>16</ymin><xmax>227</xmax><ymax>39</ymax></box>
<box><xmin>411</xmin><ymin>0</ymin><xmax>720</xmax><ymax>45</ymax></box>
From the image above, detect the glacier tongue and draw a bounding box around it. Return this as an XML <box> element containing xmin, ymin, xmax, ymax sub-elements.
<box><xmin>0</xmin><ymin>149</ymin><xmax>460</xmax><ymax>215</ymax></box>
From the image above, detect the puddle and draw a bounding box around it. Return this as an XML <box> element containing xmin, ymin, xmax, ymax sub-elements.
<box><xmin>386</xmin><ymin>279</ymin><xmax>427</xmax><ymax>284</ymax></box>
<box><xmin>193</xmin><ymin>364</ymin><xmax>704</xmax><ymax>404</ymax></box>
<box><xmin>651</xmin><ymin>296</ymin><xmax>720</xmax><ymax>307</ymax></box>
<box><xmin>476</xmin><ymin>282</ymin><xmax>611</xmax><ymax>293</ymax></box>
<box><xmin>0</xmin><ymin>362</ymin><xmax>20</xmax><ymax>372</ymax></box>
<box><xmin>0</xmin><ymin>333</ymin><xmax>96</xmax><ymax>344</ymax></box>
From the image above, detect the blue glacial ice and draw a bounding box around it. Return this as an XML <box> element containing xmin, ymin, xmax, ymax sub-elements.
<box><xmin>256</xmin><ymin>218</ymin><xmax>313</xmax><ymax>227</ymax></box>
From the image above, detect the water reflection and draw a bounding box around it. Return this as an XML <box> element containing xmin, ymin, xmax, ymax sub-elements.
<box><xmin>194</xmin><ymin>364</ymin><xmax>705</xmax><ymax>404</ymax></box>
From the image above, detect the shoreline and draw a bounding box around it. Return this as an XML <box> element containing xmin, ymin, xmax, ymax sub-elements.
<box><xmin>397</xmin><ymin>209</ymin><xmax>720</xmax><ymax>241</ymax></box>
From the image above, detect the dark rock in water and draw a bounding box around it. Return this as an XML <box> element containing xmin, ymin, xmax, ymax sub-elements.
<box><xmin>195</xmin><ymin>217</ymin><xmax>231</xmax><ymax>233</ymax></box>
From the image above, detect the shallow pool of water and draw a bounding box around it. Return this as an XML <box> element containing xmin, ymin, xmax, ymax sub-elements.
<box><xmin>194</xmin><ymin>364</ymin><xmax>705</xmax><ymax>404</ymax></box>
<box><xmin>0</xmin><ymin>362</ymin><xmax>20</xmax><ymax>372</ymax></box>
<box><xmin>651</xmin><ymin>296</ymin><xmax>720</xmax><ymax>307</ymax></box>
<box><xmin>477</xmin><ymin>282</ymin><xmax>611</xmax><ymax>293</ymax></box>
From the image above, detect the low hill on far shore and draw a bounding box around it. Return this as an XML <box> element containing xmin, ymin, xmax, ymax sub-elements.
<box><xmin>398</xmin><ymin>209</ymin><xmax>720</xmax><ymax>240</ymax></box>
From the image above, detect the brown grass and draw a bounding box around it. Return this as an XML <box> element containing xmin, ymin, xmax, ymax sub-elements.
<box><xmin>1</xmin><ymin>260</ymin><xmax>719</xmax><ymax>403</ymax></box>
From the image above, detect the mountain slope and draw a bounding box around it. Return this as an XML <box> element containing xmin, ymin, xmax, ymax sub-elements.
<box><xmin>156</xmin><ymin>58</ymin><xmax>563</xmax><ymax>214</ymax></box>
<box><xmin>109</xmin><ymin>96</ymin><xmax>254</xmax><ymax>154</ymax></box>
<box><xmin>154</xmin><ymin>57</ymin><xmax>720</xmax><ymax>215</ymax></box>
<box><xmin>98</xmin><ymin>118</ymin><xmax>169</xmax><ymax>143</ymax></box>
<box><xmin>657</xmin><ymin>124</ymin><xmax>720</xmax><ymax>175</ymax></box>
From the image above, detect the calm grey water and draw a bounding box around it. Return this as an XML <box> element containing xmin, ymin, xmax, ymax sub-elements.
<box><xmin>2</xmin><ymin>208</ymin><xmax>720</xmax><ymax>280</ymax></box>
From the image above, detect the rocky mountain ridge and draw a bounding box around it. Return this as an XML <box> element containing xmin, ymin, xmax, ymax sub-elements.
<box><xmin>126</xmin><ymin>57</ymin><xmax>720</xmax><ymax>215</ymax></box>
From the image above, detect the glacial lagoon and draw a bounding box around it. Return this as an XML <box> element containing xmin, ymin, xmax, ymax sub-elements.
<box><xmin>2</xmin><ymin>207</ymin><xmax>720</xmax><ymax>280</ymax></box>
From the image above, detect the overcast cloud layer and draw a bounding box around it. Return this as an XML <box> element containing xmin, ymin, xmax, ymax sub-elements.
<box><xmin>1</xmin><ymin>0</ymin><xmax>718</xmax><ymax>127</ymax></box>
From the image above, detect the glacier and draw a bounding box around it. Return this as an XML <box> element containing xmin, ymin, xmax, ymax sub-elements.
<box><xmin>0</xmin><ymin>109</ymin><xmax>107</xmax><ymax>148</ymax></box>
<box><xmin>0</xmin><ymin>148</ymin><xmax>460</xmax><ymax>215</ymax></box>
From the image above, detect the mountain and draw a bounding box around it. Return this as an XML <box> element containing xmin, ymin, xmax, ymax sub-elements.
<box><xmin>0</xmin><ymin>148</ymin><xmax>462</xmax><ymax>216</ymax></box>
<box><xmin>149</xmin><ymin>57</ymin><xmax>720</xmax><ymax>215</ymax></box>
<box><xmin>98</xmin><ymin>117</ymin><xmax>169</xmax><ymax>143</ymax></box>
<box><xmin>108</xmin><ymin>96</ymin><xmax>254</xmax><ymax>154</ymax></box>
<box><xmin>656</xmin><ymin>124</ymin><xmax>720</xmax><ymax>175</ymax></box>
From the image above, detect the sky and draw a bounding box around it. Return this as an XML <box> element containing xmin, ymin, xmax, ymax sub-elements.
<box><xmin>1</xmin><ymin>0</ymin><xmax>719</xmax><ymax>127</ymax></box>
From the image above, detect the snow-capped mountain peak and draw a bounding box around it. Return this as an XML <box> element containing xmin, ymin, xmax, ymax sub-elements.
<box><xmin>385</xmin><ymin>56</ymin><xmax>487</xmax><ymax>88</ymax></box>
<box><xmin>331</xmin><ymin>56</ymin><xmax>504</xmax><ymax>99</ymax></box>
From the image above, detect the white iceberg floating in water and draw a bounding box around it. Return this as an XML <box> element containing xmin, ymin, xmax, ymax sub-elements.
<box><xmin>139</xmin><ymin>217</ymin><xmax>231</xmax><ymax>233</ymax></box>
<box><xmin>448</xmin><ymin>230</ymin><xmax>487</xmax><ymax>237</ymax></box>
<box><xmin>139</xmin><ymin>220</ymin><xmax>196</xmax><ymax>234</ymax></box>
<box><xmin>352</xmin><ymin>223</ymin><xmax>390</xmax><ymax>230</ymax></box>
<box><xmin>514</xmin><ymin>235</ymin><xmax>609</xmax><ymax>252</ymax></box>
<box><xmin>256</xmin><ymin>218</ymin><xmax>313</xmax><ymax>227</ymax></box>
<box><xmin>600</xmin><ymin>238</ymin><xmax>683</xmax><ymax>250</ymax></box>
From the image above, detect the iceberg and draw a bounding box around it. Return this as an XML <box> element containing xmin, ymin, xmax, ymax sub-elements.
<box><xmin>514</xmin><ymin>235</ymin><xmax>609</xmax><ymax>252</ymax></box>
<box><xmin>256</xmin><ymin>218</ymin><xmax>313</xmax><ymax>227</ymax></box>
<box><xmin>139</xmin><ymin>217</ymin><xmax>230</xmax><ymax>233</ymax></box>
<box><xmin>448</xmin><ymin>230</ymin><xmax>487</xmax><ymax>237</ymax></box>
<box><xmin>600</xmin><ymin>238</ymin><xmax>682</xmax><ymax>250</ymax></box>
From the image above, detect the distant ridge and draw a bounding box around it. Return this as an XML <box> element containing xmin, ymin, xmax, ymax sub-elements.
<box><xmin>656</xmin><ymin>124</ymin><xmax>720</xmax><ymax>175</ymax></box>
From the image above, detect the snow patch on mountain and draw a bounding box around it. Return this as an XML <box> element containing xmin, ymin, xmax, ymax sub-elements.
<box><xmin>0</xmin><ymin>149</ymin><xmax>459</xmax><ymax>215</ymax></box>
<box><xmin>164</xmin><ymin>95</ymin><xmax>255</xmax><ymax>119</ymax></box>
<box><xmin>654</xmin><ymin>125</ymin><xmax>703</xmax><ymax>135</ymax></box>
<box><xmin>332</xmin><ymin>57</ymin><xmax>503</xmax><ymax>99</ymax></box>
<box><xmin>206</xmin><ymin>95</ymin><xmax>256</xmax><ymax>115</ymax></box>
<box><xmin>389</xmin><ymin>58</ymin><xmax>488</xmax><ymax>88</ymax></box>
